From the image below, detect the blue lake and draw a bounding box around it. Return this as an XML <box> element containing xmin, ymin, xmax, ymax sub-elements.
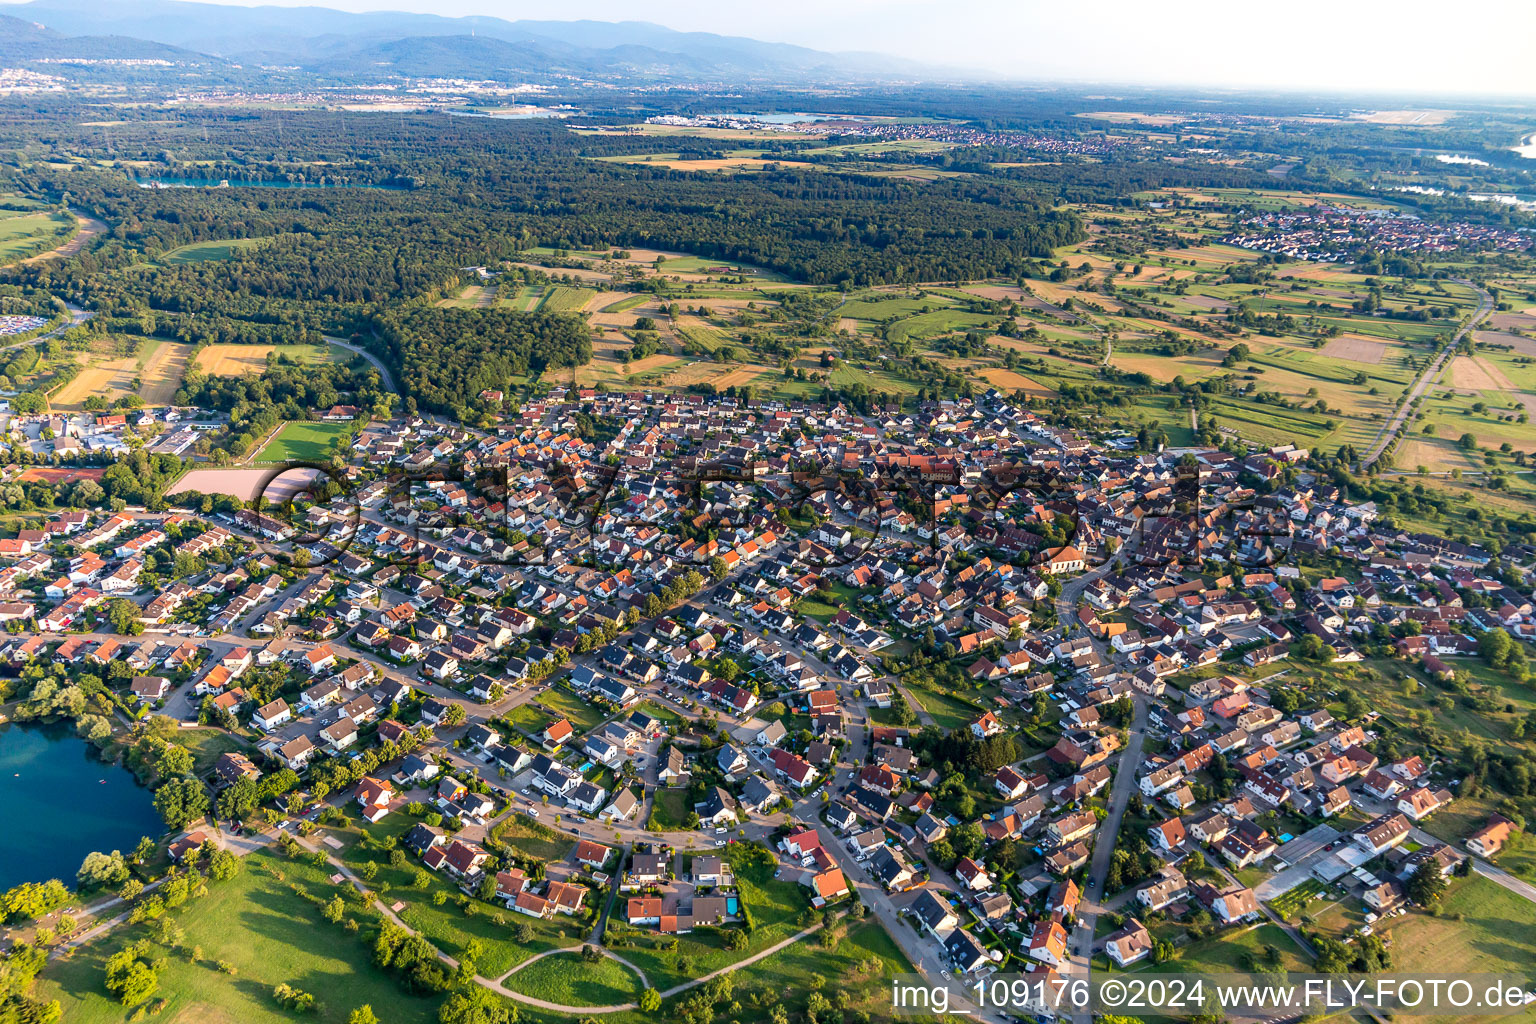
<box><xmin>0</xmin><ymin>722</ymin><xmax>163</xmax><ymax>891</ymax></box>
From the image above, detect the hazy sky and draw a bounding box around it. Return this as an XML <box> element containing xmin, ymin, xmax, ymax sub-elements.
<box><xmin>37</xmin><ymin>0</ymin><xmax>1536</xmax><ymax>95</ymax></box>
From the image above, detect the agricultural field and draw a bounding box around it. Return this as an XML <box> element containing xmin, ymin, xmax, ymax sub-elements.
<box><xmin>599</xmin><ymin>294</ymin><xmax>650</xmax><ymax>314</ymax></box>
<box><xmin>591</xmin><ymin>150</ymin><xmax>812</xmax><ymax>173</ymax></box>
<box><xmin>535</xmin><ymin>285</ymin><xmax>597</xmax><ymax>312</ymax></box>
<box><xmin>436</xmin><ymin>282</ymin><xmax>498</xmax><ymax>308</ymax></box>
<box><xmin>0</xmin><ymin>207</ymin><xmax>73</xmax><ymax>262</ymax></box>
<box><xmin>1415</xmin><ymin>375</ymin><xmax>1536</xmax><ymax>455</ymax></box>
<box><xmin>159</xmin><ymin>237</ymin><xmax>265</xmax><ymax>265</ymax></box>
<box><xmin>51</xmin><ymin>337</ymin><xmax>191</xmax><ymax>411</ymax></box>
<box><xmin>194</xmin><ymin>342</ymin><xmax>343</xmax><ymax>376</ymax></box>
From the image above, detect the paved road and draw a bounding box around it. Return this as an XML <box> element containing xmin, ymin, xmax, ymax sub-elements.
<box><xmin>0</xmin><ymin>302</ymin><xmax>92</xmax><ymax>357</ymax></box>
<box><xmin>1404</xmin><ymin>824</ymin><xmax>1536</xmax><ymax>906</ymax></box>
<box><xmin>324</xmin><ymin>334</ymin><xmax>398</xmax><ymax>393</ymax></box>
<box><xmin>1065</xmin><ymin>694</ymin><xmax>1148</xmax><ymax>1021</ymax></box>
<box><xmin>1360</xmin><ymin>279</ymin><xmax>1492</xmax><ymax>468</ymax></box>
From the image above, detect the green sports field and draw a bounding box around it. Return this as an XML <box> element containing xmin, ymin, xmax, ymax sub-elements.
<box><xmin>255</xmin><ymin>420</ymin><xmax>354</xmax><ymax>463</ymax></box>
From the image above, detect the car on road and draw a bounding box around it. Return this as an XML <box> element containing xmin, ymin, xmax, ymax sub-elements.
<box><xmin>714</xmin><ymin>839</ymin><xmax>726</xmax><ymax>847</ymax></box>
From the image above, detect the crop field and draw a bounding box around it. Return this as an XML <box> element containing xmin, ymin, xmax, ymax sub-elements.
<box><xmin>160</xmin><ymin>237</ymin><xmax>265</xmax><ymax>264</ymax></box>
<box><xmin>195</xmin><ymin>342</ymin><xmax>342</xmax><ymax>376</ymax></box>
<box><xmin>1448</xmin><ymin>356</ymin><xmax>1513</xmax><ymax>391</ymax></box>
<box><xmin>255</xmin><ymin>420</ymin><xmax>354</xmax><ymax>463</ymax></box>
<box><xmin>1475</xmin><ymin>329</ymin><xmax>1536</xmax><ymax>357</ymax></box>
<box><xmin>495</xmin><ymin>284</ymin><xmax>548</xmax><ymax>310</ymax></box>
<box><xmin>0</xmin><ymin>209</ymin><xmax>74</xmax><ymax>262</ymax></box>
<box><xmin>592</xmin><ymin>152</ymin><xmax>812</xmax><ymax>173</ymax></box>
<box><xmin>535</xmin><ymin>285</ymin><xmax>597</xmax><ymax>312</ymax></box>
<box><xmin>1418</xmin><ymin>382</ymin><xmax>1536</xmax><ymax>452</ymax></box>
<box><xmin>976</xmin><ymin>367</ymin><xmax>1055</xmax><ymax>396</ymax></box>
<box><xmin>1109</xmin><ymin>347</ymin><xmax>1225</xmax><ymax>382</ymax></box>
<box><xmin>435</xmin><ymin>283</ymin><xmax>497</xmax><ymax>308</ymax></box>
<box><xmin>885</xmin><ymin>309</ymin><xmax>995</xmax><ymax>344</ymax></box>
<box><xmin>52</xmin><ymin>337</ymin><xmax>191</xmax><ymax>411</ymax></box>
<box><xmin>674</xmin><ymin>319</ymin><xmax>732</xmax><ymax>353</ymax></box>
<box><xmin>1320</xmin><ymin>334</ymin><xmax>1387</xmax><ymax>363</ymax></box>
<box><xmin>828</xmin><ymin>363</ymin><xmax>920</xmax><ymax>395</ymax></box>
<box><xmin>1143</xmin><ymin>242</ymin><xmax>1259</xmax><ymax>265</ymax></box>
<box><xmin>1205</xmin><ymin>396</ymin><xmax>1343</xmax><ymax>447</ymax></box>
<box><xmin>1397</xmin><ymin>438</ymin><xmax>1488</xmax><ymax>474</ymax></box>
<box><xmin>1267</xmin><ymin>878</ymin><xmax>1329</xmax><ymax>919</ymax></box>
<box><xmin>600</xmin><ymin>293</ymin><xmax>650</xmax><ymax>314</ymax></box>
<box><xmin>658</xmin><ymin>362</ymin><xmax>772</xmax><ymax>390</ymax></box>
<box><xmin>838</xmin><ymin>294</ymin><xmax>941</xmax><ymax>321</ymax></box>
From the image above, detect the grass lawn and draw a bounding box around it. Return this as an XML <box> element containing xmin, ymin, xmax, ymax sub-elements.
<box><xmin>827</xmin><ymin>363</ymin><xmax>919</xmax><ymax>396</ymax></box>
<box><xmin>491</xmin><ymin>814</ymin><xmax>574</xmax><ymax>862</ymax></box>
<box><xmin>331</xmin><ymin>813</ymin><xmax>585</xmax><ymax>976</ymax></box>
<box><xmin>501</xmin><ymin>703</ymin><xmax>554</xmax><ymax>737</ymax></box>
<box><xmin>255</xmin><ymin>420</ymin><xmax>354</xmax><ymax>464</ymax></box>
<box><xmin>536</xmin><ymin>684</ymin><xmax>609</xmax><ymax>734</ymax></box>
<box><xmin>34</xmin><ymin>848</ymin><xmax>443</xmax><ymax>1024</ymax></box>
<box><xmin>1381</xmin><ymin>875</ymin><xmax>1536</xmax><ymax>979</ymax></box>
<box><xmin>177</xmin><ymin>727</ymin><xmax>258</xmax><ymax>778</ymax></box>
<box><xmin>647</xmin><ymin>788</ymin><xmax>692</xmax><ymax>831</ymax></box>
<box><xmin>660</xmin><ymin>917</ymin><xmax>911</xmax><ymax>1020</ymax></box>
<box><xmin>796</xmin><ymin>597</ymin><xmax>839</xmax><ymax>622</ymax></box>
<box><xmin>502</xmin><ymin>952</ymin><xmax>642</xmax><ymax>1005</ymax></box>
<box><xmin>606</xmin><ymin>868</ymin><xmax>812</xmax><ymax>992</ymax></box>
<box><xmin>634</xmin><ymin>700</ymin><xmax>683</xmax><ymax>726</ymax></box>
<box><xmin>1171</xmin><ymin>922</ymin><xmax>1309</xmax><ymax>974</ymax></box>
<box><xmin>902</xmin><ymin>680</ymin><xmax>984</xmax><ymax>731</ymax></box>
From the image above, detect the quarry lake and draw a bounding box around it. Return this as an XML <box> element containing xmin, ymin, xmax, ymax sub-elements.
<box><xmin>0</xmin><ymin>723</ymin><xmax>162</xmax><ymax>891</ymax></box>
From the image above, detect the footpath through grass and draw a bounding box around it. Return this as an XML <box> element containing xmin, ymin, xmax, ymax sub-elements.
<box><xmin>35</xmin><ymin>848</ymin><xmax>442</xmax><ymax>1024</ymax></box>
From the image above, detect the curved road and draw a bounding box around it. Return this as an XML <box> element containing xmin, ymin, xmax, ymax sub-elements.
<box><xmin>1360</xmin><ymin>279</ymin><xmax>1492</xmax><ymax>469</ymax></box>
<box><xmin>324</xmin><ymin>334</ymin><xmax>399</xmax><ymax>394</ymax></box>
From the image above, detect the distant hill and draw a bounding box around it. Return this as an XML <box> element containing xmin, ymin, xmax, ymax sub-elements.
<box><xmin>5</xmin><ymin>0</ymin><xmax>916</xmax><ymax>83</ymax></box>
<box><xmin>0</xmin><ymin>11</ymin><xmax>214</xmax><ymax>63</ymax></box>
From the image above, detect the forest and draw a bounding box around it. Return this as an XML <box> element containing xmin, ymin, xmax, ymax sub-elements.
<box><xmin>372</xmin><ymin>307</ymin><xmax>592</xmax><ymax>413</ymax></box>
<box><xmin>0</xmin><ymin>106</ymin><xmax>1090</xmax><ymax>406</ymax></box>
